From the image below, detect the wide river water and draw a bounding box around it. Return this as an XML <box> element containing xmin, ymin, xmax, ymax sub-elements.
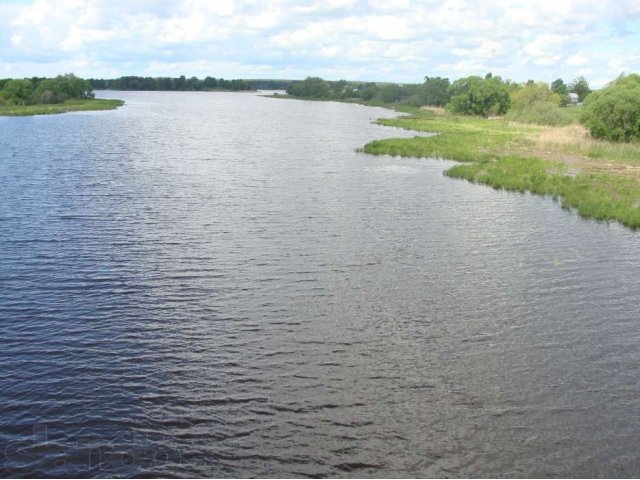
<box><xmin>1</xmin><ymin>91</ymin><xmax>639</xmax><ymax>478</ymax></box>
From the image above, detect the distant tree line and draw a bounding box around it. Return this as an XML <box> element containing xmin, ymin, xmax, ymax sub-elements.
<box><xmin>90</xmin><ymin>75</ymin><xmax>259</xmax><ymax>91</ymax></box>
<box><xmin>0</xmin><ymin>74</ymin><xmax>94</xmax><ymax>106</ymax></box>
<box><xmin>285</xmin><ymin>76</ymin><xmax>452</xmax><ymax>107</ymax></box>
<box><xmin>285</xmin><ymin>74</ymin><xmax>599</xmax><ymax>125</ymax></box>
<box><xmin>6</xmin><ymin>69</ymin><xmax>634</xmax><ymax>143</ymax></box>
<box><xmin>250</xmin><ymin>79</ymin><xmax>293</xmax><ymax>90</ymax></box>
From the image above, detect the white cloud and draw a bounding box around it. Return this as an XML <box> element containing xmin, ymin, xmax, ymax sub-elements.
<box><xmin>367</xmin><ymin>0</ymin><xmax>412</xmax><ymax>13</ymax></box>
<box><xmin>452</xmin><ymin>40</ymin><xmax>503</xmax><ymax>59</ymax></box>
<box><xmin>566</xmin><ymin>54</ymin><xmax>588</xmax><ymax>67</ymax></box>
<box><xmin>435</xmin><ymin>59</ymin><xmax>491</xmax><ymax>75</ymax></box>
<box><xmin>523</xmin><ymin>33</ymin><xmax>568</xmax><ymax>58</ymax></box>
<box><xmin>0</xmin><ymin>0</ymin><xmax>638</xmax><ymax>84</ymax></box>
<box><xmin>61</xmin><ymin>28</ymin><xmax>118</xmax><ymax>51</ymax></box>
<box><xmin>10</xmin><ymin>34</ymin><xmax>23</xmax><ymax>47</ymax></box>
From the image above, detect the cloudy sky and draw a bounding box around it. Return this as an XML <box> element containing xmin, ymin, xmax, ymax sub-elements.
<box><xmin>1</xmin><ymin>0</ymin><xmax>639</xmax><ymax>86</ymax></box>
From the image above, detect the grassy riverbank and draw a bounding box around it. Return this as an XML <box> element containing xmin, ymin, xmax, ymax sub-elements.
<box><xmin>0</xmin><ymin>98</ymin><xmax>124</xmax><ymax>116</ymax></box>
<box><xmin>363</xmin><ymin>108</ymin><xmax>640</xmax><ymax>229</ymax></box>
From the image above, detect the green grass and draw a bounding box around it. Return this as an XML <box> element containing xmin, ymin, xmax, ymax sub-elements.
<box><xmin>563</xmin><ymin>105</ymin><xmax>583</xmax><ymax>123</ymax></box>
<box><xmin>0</xmin><ymin>98</ymin><xmax>124</xmax><ymax>116</ymax></box>
<box><xmin>363</xmin><ymin>110</ymin><xmax>640</xmax><ymax>229</ymax></box>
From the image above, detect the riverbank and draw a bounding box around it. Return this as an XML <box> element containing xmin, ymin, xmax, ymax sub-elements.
<box><xmin>0</xmin><ymin>98</ymin><xmax>124</xmax><ymax>116</ymax></box>
<box><xmin>264</xmin><ymin>92</ymin><xmax>402</xmax><ymax>109</ymax></box>
<box><xmin>363</xmin><ymin>108</ymin><xmax>640</xmax><ymax>229</ymax></box>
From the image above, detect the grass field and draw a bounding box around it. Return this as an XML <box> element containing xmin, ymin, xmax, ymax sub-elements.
<box><xmin>363</xmin><ymin>108</ymin><xmax>640</xmax><ymax>229</ymax></box>
<box><xmin>0</xmin><ymin>98</ymin><xmax>124</xmax><ymax>116</ymax></box>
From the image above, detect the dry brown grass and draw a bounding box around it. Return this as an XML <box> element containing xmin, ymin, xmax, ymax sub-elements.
<box><xmin>527</xmin><ymin>124</ymin><xmax>591</xmax><ymax>148</ymax></box>
<box><xmin>517</xmin><ymin>123</ymin><xmax>640</xmax><ymax>179</ymax></box>
<box><xmin>419</xmin><ymin>105</ymin><xmax>446</xmax><ymax>115</ymax></box>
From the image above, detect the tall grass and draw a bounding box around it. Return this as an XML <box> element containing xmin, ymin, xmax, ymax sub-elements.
<box><xmin>505</xmin><ymin>102</ymin><xmax>572</xmax><ymax>126</ymax></box>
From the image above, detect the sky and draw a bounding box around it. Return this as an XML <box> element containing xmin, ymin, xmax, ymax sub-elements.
<box><xmin>1</xmin><ymin>0</ymin><xmax>639</xmax><ymax>87</ymax></box>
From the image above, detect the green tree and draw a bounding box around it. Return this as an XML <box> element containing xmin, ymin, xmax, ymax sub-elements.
<box><xmin>1</xmin><ymin>79</ymin><xmax>33</xmax><ymax>105</ymax></box>
<box><xmin>506</xmin><ymin>82</ymin><xmax>572</xmax><ymax>126</ymax></box>
<box><xmin>581</xmin><ymin>73</ymin><xmax>640</xmax><ymax>142</ymax></box>
<box><xmin>158</xmin><ymin>77</ymin><xmax>173</xmax><ymax>90</ymax></box>
<box><xmin>330</xmin><ymin>79</ymin><xmax>348</xmax><ymax>98</ymax></box>
<box><xmin>286</xmin><ymin>77</ymin><xmax>331</xmax><ymax>98</ymax></box>
<box><xmin>31</xmin><ymin>74</ymin><xmax>94</xmax><ymax>103</ymax></box>
<box><xmin>203</xmin><ymin>76</ymin><xmax>218</xmax><ymax>89</ymax></box>
<box><xmin>176</xmin><ymin>75</ymin><xmax>186</xmax><ymax>90</ymax></box>
<box><xmin>56</xmin><ymin>73</ymin><xmax>94</xmax><ymax>98</ymax></box>
<box><xmin>551</xmin><ymin>78</ymin><xmax>571</xmax><ymax>106</ymax></box>
<box><xmin>446</xmin><ymin>75</ymin><xmax>511</xmax><ymax>116</ymax></box>
<box><xmin>32</xmin><ymin>78</ymin><xmax>66</xmax><ymax>103</ymax></box>
<box><xmin>184</xmin><ymin>76</ymin><xmax>201</xmax><ymax>90</ymax></box>
<box><xmin>359</xmin><ymin>83</ymin><xmax>378</xmax><ymax>101</ymax></box>
<box><xmin>377</xmin><ymin>83</ymin><xmax>404</xmax><ymax>103</ymax></box>
<box><xmin>510</xmin><ymin>82</ymin><xmax>561</xmax><ymax>110</ymax></box>
<box><xmin>420</xmin><ymin>76</ymin><xmax>450</xmax><ymax>106</ymax></box>
<box><xmin>569</xmin><ymin>76</ymin><xmax>592</xmax><ymax>102</ymax></box>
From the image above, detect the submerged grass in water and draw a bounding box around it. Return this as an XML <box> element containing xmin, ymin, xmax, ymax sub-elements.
<box><xmin>363</xmin><ymin>110</ymin><xmax>640</xmax><ymax>229</ymax></box>
<box><xmin>0</xmin><ymin>98</ymin><xmax>124</xmax><ymax>116</ymax></box>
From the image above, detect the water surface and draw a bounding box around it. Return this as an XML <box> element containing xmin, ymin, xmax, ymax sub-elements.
<box><xmin>1</xmin><ymin>91</ymin><xmax>639</xmax><ymax>477</ymax></box>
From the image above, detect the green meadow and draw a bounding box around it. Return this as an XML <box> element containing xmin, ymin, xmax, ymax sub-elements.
<box><xmin>0</xmin><ymin>98</ymin><xmax>124</xmax><ymax>116</ymax></box>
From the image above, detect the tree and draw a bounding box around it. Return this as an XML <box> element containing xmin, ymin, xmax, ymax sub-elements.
<box><xmin>30</xmin><ymin>74</ymin><xmax>94</xmax><ymax>103</ymax></box>
<box><xmin>506</xmin><ymin>83</ymin><xmax>571</xmax><ymax>126</ymax></box>
<box><xmin>286</xmin><ymin>77</ymin><xmax>331</xmax><ymax>98</ymax></box>
<box><xmin>551</xmin><ymin>78</ymin><xmax>571</xmax><ymax>106</ymax></box>
<box><xmin>420</xmin><ymin>76</ymin><xmax>450</xmax><ymax>106</ymax></box>
<box><xmin>55</xmin><ymin>73</ymin><xmax>94</xmax><ymax>98</ymax></box>
<box><xmin>184</xmin><ymin>76</ymin><xmax>201</xmax><ymax>90</ymax></box>
<box><xmin>359</xmin><ymin>83</ymin><xmax>378</xmax><ymax>101</ymax></box>
<box><xmin>203</xmin><ymin>76</ymin><xmax>218</xmax><ymax>90</ymax></box>
<box><xmin>569</xmin><ymin>76</ymin><xmax>591</xmax><ymax>102</ymax></box>
<box><xmin>32</xmin><ymin>78</ymin><xmax>66</xmax><ymax>103</ymax></box>
<box><xmin>551</xmin><ymin>78</ymin><xmax>568</xmax><ymax>95</ymax></box>
<box><xmin>1</xmin><ymin>79</ymin><xmax>33</xmax><ymax>105</ymax></box>
<box><xmin>510</xmin><ymin>82</ymin><xmax>561</xmax><ymax>110</ymax></box>
<box><xmin>378</xmin><ymin>83</ymin><xmax>404</xmax><ymax>103</ymax></box>
<box><xmin>158</xmin><ymin>77</ymin><xmax>173</xmax><ymax>90</ymax></box>
<box><xmin>581</xmin><ymin>73</ymin><xmax>640</xmax><ymax>142</ymax></box>
<box><xmin>330</xmin><ymin>79</ymin><xmax>348</xmax><ymax>98</ymax></box>
<box><xmin>176</xmin><ymin>75</ymin><xmax>186</xmax><ymax>90</ymax></box>
<box><xmin>446</xmin><ymin>75</ymin><xmax>511</xmax><ymax>116</ymax></box>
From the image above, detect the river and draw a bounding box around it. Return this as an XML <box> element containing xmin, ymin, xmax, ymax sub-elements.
<box><xmin>1</xmin><ymin>91</ymin><xmax>639</xmax><ymax>477</ymax></box>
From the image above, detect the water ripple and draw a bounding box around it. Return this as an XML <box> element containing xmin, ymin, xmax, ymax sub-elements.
<box><xmin>1</xmin><ymin>91</ymin><xmax>639</xmax><ymax>477</ymax></box>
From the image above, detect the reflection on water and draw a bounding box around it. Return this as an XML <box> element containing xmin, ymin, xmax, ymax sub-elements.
<box><xmin>0</xmin><ymin>91</ymin><xmax>639</xmax><ymax>477</ymax></box>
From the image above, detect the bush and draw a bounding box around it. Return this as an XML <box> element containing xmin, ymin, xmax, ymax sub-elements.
<box><xmin>581</xmin><ymin>74</ymin><xmax>640</xmax><ymax>142</ymax></box>
<box><xmin>510</xmin><ymin>82</ymin><xmax>561</xmax><ymax>110</ymax></box>
<box><xmin>446</xmin><ymin>75</ymin><xmax>511</xmax><ymax>116</ymax></box>
<box><xmin>1</xmin><ymin>79</ymin><xmax>33</xmax><ymax>105</ymax></box>
<box><xmin>506</xmin><ymin>102</ymin><xmax>572</xmax><ymax>126</ymax></box>
<box><xmin>506</xmin><ymin>82</ymin><xmax>571</xmax><ymax>126</ymax></box>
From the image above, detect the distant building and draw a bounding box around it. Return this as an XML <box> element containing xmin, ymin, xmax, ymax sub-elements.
<box><xmin>569</xmin><ymin>92</ymin><xmax>580</xmax><ymax>105</ymax></box>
